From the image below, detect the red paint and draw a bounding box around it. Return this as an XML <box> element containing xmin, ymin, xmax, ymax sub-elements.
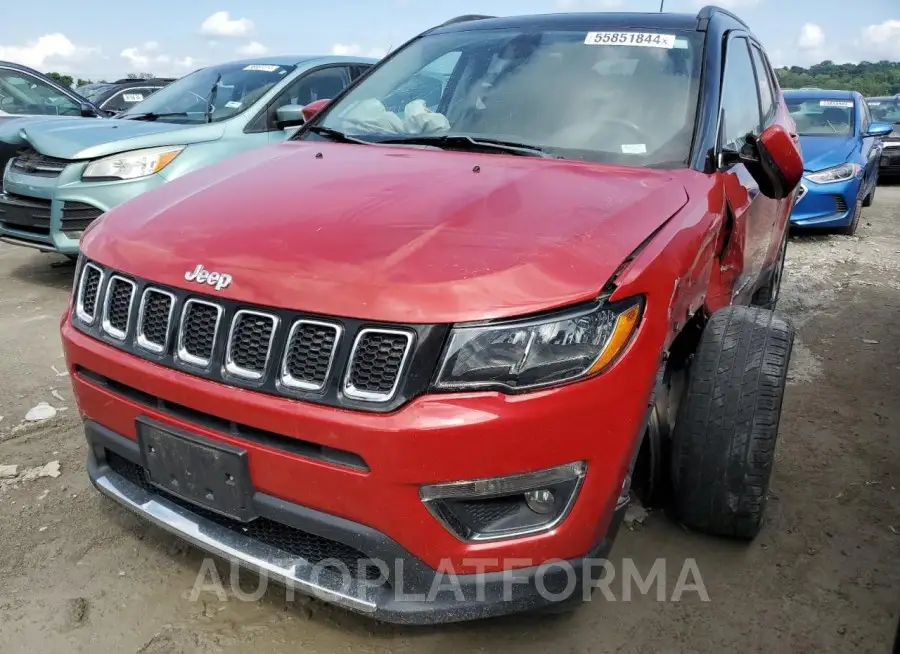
<box><xmin>759</xmin><ymin>123</ymin><xmax>804</xmax><ymax>191</ymax></box>
<box><xmin>301</xmin><ymin>98</ymin><xmax>331</xmax><ymax>122</ymax></box>
<box><xmin>67</xmin><ymin>99</ymin><xmax>798</xmax><ymax>571</ymax></box>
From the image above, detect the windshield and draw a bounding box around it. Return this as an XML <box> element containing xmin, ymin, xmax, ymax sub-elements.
<box><xmin>118</xmin><ymin>62</ymin><xmax>296</xmax><ymax>123</ymax></box>
<box><xmin>305</xmin><ymin>28</ymin><xmax>703</xmax><ymax>167</ymax></box>
<box><xmin>786</xmin><ymin>97</ymin><xmax>855</xmax><ymax>136</ymax></box>
<box><xmin>867</xmin><ymin>97</ymin><xmax>900</xmax><ymax>126</ymax></box>
<box><xmin>78</xmin><ymin>84</ymin><xmax>113</xmax><ymax>100</ymax></box>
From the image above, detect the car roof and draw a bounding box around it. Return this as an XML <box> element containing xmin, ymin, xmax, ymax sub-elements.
<box><xmin>783</xmin><ymin>88</ymin><xmax>858</xmax><ymax>100</ymax></box>
<box><xmin>222</xmin><ymin>54</ymin><xmax>378</xmax><ymax>68</ymax></box>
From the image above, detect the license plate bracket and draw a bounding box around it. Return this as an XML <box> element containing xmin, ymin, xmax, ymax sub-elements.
<box><xmin>137</xmin><ymin>418</ymin><xmax>255</xmax><ymax>522</ymax></box>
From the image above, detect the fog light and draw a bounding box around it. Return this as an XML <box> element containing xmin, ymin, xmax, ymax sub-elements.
<box><xmin>524</xmin><ymin>489</ymin><xmax>556</xmax><ymax>515</ymax></box>
<box><xmin>420</xmin><ymin>462</ymin><xmax>586</xmax><ymax>542</ymax></box>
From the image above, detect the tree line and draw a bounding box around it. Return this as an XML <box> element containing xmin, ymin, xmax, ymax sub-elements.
<box><xmin>44</xmin><ymin>72</ymin><xmax>156</xmax><ymax>88</ymax></box>
<box><xmin>775</xmin><ymin>60</ymin><xmax>900</xmax><ymax>97</ymax></box>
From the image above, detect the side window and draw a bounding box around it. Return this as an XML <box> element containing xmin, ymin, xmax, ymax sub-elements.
<box><xmin>860</xmin><ymin>99</ymin><xmax>871</xmax><ymax>132</ymax></box>
<box><xmin>350</xmin><ymin>65</ymin><xmax>373</xmax><ymax>80</ymax></box>
<box><xmin>263</xmin><ymin>66</ymin><xmax>351</xmax><ymax>130</ymax></box>
<box><xmin>749</xmin><ymin>45</ymin><xmax>776</xmax><ymax>127</ymax></box>
<box><xmin>0</xmin><ymin>69</ymin><xmax>81</xmax><ymax>116</ymax></box>
<box><xmin>720</xmin><ymin>37</ymin><xmax>762</xmax><ymax>151</ymax></box>
<box><xmin>102</xmin><ymin>87</ymin><xmax>158</xmax><ymax>112</ymax></box>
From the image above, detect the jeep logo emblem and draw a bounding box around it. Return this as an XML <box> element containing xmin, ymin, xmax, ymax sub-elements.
<box><xmin>184</xmin><ymin>264</ymin><xmax>232</xmax><ymax>291</ymax></box>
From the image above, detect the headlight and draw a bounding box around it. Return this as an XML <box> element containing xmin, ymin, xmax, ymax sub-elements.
<box><xmin>805</xmin><ymin>163</ymin><xmax>860</xmax><ymax>184</ymax></box>
<box><xmin>82</xmin><ymin>146</ymin><xmax>185</xmax><ymax>180</ymax></box>
<box><xmin>434</xmin><ymin>298</ymin><xmax>642</xmax><ymax>392</ymax></box>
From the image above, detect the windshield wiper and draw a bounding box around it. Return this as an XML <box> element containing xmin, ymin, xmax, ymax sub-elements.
<box><xmin>124</xmin><ymin>112</ymin><xmax>189</xmax><ymax>122</ymax></box>
<box><xmin>374</xmin><ymin>134</ymin><xmax>554</xmax><ymax>158</ymax></box>
<box><xmin>307</xmin><ymin>125</ymin><xmax>372</xmax><ymax>145</ymax></box>
<box><xmin>205</xmin><ymin>73</ymin><xmax>222</xmax><ymax>124</ymax></box>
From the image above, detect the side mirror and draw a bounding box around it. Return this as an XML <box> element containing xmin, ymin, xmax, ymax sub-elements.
<box><xmin>865</xmin><ymin>121</ymin><xmax>894</xmax><ymax>137</ymax></box>
<box><xmin>749</xmin><ymin>124</ymin><xmax>804</xmax><ymax>200</ymax></box>
<box><xmin>301</xmin><ymin>98</ymin><xmax>331</xmax><ymax>122</ymax></box>
<box><xmin>720</xmin><ymin>124</ymin><xmax>803</xmax><ymax>200</ymax></box>
<box><xmin>275</xmin><ymin>104</ymin><xmax>306</xmax><ymax>129</ymax></box>
<box><xmin>79</xmin><ymin>102</ymin><xmax>98</xmax><ymax>118</ymax></box>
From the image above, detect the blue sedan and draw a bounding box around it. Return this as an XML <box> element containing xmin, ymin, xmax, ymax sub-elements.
<box><xmin>784</xmin><ymin>89</ymin><xmax>893</xmax><ymax>235</ymax></box>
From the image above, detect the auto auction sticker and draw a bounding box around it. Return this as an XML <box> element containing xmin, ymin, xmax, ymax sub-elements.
<box><xmin>244</xmin><ymin>64</ymin><xmax>280</xmax><ymax>72</ymax></box>
<box><xmin>122</xmin><ymin>94</ymin><xmax>144</xmax><ymax>102</ymax></box>
<box><xmin>584</xmin><ymin>32</ymin><xmax>676</xmax><ymax>48</ymax></box>
<box><xmin>819</xmin><ymin>100</ymin><xmax>854</xmax><ymax>108</ymax></box>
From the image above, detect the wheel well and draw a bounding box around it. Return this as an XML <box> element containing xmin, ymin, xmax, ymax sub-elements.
<box><xmin>631</xmin><ymin>310</ymin><xmax>706</xmax><ymax>506</ymax></box>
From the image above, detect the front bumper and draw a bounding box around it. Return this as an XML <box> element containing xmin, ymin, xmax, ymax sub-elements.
<box><xmin>790</xmin><ymin>174</ymin><xmax>862</xmax><ymax>229</ymax></box>
<box><xmin>880</xmin><ymin>144</ymin><xmax>900</xmax><ymax>177</ymax></box>
<box><xmin>86</xmin><ymin>420</ymin><xmax>625</xmax><ymax>624</ymax></box>
<box><xmin>0</xmin><ymin>163</ymin><xmax>165</xmax><ymax>255</ymax></box>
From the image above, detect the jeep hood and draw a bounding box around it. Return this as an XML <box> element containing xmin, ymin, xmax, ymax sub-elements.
<box><xmin>83</xmin><ymin>141</ymin><xmax>689</xmax><ymax>324</ymax></box>
<box><xmin>0</xmin><ymin>117</ymin><xmax>224</xmax><ymax>160</ymax></box>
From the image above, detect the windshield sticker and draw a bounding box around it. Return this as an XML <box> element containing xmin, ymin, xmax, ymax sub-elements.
<box><xmin>122</xmin><ymin>93</ymin><xmax>144</xmax><ymax>103</ymax></box>
<box><xmin>868</xmin><ymin>101</ymin><xmax>882</xmax><ymax>106</ymax></box>
<box><xmin>819</xmin><ymin>100</ymin><xmax>854</xmax><ymax>108</ymax></box>
<box><xmin>243</xmin><ymin>64</ymin><xmax>280</xmax><ymax>72</ymax></box>
<box><xmin>584</xmin><ymin>32</ymin><xmax>676</xmax><ymax>48</ymax></box>
<box><xmin>621</xmin><ymin>144</ymin><xmax>647</xmax><ymax>154</ymax></box>
<box><xmin>224</xmin><ymin>100</ymin><xmax>242</xmax><ymax>109</ymax></box>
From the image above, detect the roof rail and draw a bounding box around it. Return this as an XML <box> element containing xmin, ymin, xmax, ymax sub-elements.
<box><xmin>438</xmin><ymin>14</ymin><xmax>495</xmax><ymax>28</ymax></box>
<box><xmin>696</xmin><ymin>5</ymin><xmax>750</xmax><ymax>30</ymax></box>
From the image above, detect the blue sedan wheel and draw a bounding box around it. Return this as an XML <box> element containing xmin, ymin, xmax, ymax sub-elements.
<box><xmin>841</xmin><ymin>198</ymin><xmax>863</xmax><ymax>236</ymax></box>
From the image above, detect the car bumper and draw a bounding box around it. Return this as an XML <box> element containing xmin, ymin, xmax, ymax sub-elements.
<box><xmin>880</xmin><ymin>146</ymin><xmax>900</xmax><ymax>177</ymax></box>
<box><xmin>0</xmin><ymin>164</ymin><xmax>166</xmax><ymax>255</ymax></box>
<box><xmin>61</xmin><ymin>306</ymin><xmax>653</xmax><ymax>621</ymax></box>
<box><xmin>86</xmin><ymin>420</ymin><xmax>626</xmax><ymax>624</ymax></box>
<box><xmin>790</xmin><ymin>175</ymin><xmax>862</xmax><ymax>229</ymax></box>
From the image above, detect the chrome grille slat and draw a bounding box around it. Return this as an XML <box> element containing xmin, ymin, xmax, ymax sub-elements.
<box><xmin>343</xmin><ymin>329</ymin><xmax>414</xmax><ymax>402</ymax></box>
<box><xmin>136</xmin><ymin>288</ymin><xmax>175</xmax><ymax>353</ymax></box>
<box><xmin>280</xmin><ymin>320</ymin><xmax>342</xmax><ymax>391</ymax></box>
<box><xmin>101</xmin><ymin>275</ymin><xmax>136</xmax><ymax>340</ymax></box>
<box><xmin>176</xmin><ymin>299</ymin><xmax>223</xmax><ymax>368</ymax></box>
<box><xmin>225</xmin><ymin>310</ymin><xmax>279</xmax><ymax>380</ymax></box>
<box><xmin>70</xmin><ymin>260</ymin><xmax>431</xmax><ymax>412</ymax></box>
<box><xmin>76</xmin><ymin>263</ymin><xmax>104</xmax><ymax>324</ymax></box>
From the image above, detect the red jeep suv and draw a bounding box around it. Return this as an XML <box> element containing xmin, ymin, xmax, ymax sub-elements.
<box><xmin>61</xmin><ymin>8</ymin><xmax>802</xmax><ymax>623</ymax></box>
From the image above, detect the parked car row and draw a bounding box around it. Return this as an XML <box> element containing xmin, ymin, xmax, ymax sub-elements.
<box><xmin>76</xmin><ymin>77</ymin><xmax>176</xmax><ymax>115</ymax></box>
<box><xmin>0</xmin><ymin>55</ymin><xmax>375</xmax><ymax>256</ymax></box>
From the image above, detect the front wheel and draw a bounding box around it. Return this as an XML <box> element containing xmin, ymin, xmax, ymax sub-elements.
<box><xmin>839</xmin><ymin>198</ymin><xmax>862</xmax><ymax>236</ymax></box>
<box><xmin>670</xmin><ymin>306</ymin><xmax>794</xmax><ymax>540</ymax></box>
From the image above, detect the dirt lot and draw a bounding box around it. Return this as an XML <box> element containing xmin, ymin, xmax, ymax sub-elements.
<box><xmin>1</xmin><ymin>187</ymin><xmax>899</xmax><ymax>653</ymax></box>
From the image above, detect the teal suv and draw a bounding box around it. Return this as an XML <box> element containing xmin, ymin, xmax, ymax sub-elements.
<box><xmin>0</xmin><ymin>55</ymin><xmax>374</xmax><ymax>256</ymax></box>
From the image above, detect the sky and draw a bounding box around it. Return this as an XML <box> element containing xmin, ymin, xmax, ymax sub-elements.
<box><xmin>0</xmin><ymin>0</ymin><xmax>898</xmax><ymax>81</ymax></box>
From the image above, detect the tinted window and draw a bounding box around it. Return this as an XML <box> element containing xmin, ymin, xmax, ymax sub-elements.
<box><xmin>311</xmin><ymin>29</ymin><xmax>705</xmax><ymax>167</ymax></box>
<box><xmin>0</xmin><ymin>69</ymin><xmax>81</xmax><ymax>116</ymax></box>
<box><xmin>720</xmin><ymin>37</ymin><xmax>762</xmax><ymax>150</ymax></box>
<box><xmin>749</xmin><ymin>45</ymin><xmax>775</xmax><ymax>127</ymax></box>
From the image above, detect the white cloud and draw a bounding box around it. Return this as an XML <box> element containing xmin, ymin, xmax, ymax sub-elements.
<box><xmin>331</xmin><ymin>43</ymin><xmax>387</xmax><ymax>58</ymax></box>
<box><xmin>236</xmin><ymin>41</ymin><xmax>268</xmax><ymax>56</ymax></box>
<box><xmin>0</xmin><ymin>33</ymin><xmax>97</xmax><ymax>71</ymax></box>
<box><xmin>199</xmin><ymin>11</ymin><xmax>254</xmax><ymax>37</ymax></box>
<box><xmin>120</xmin><ymin>44</ymin><xmax>198</xmax><ymax>76</ymax></box>
<box><xmin>857</xmin><ymin>20</ymin><xmax>900</xmax><ymax>60</ymax></box>
<box><xmin>797</xmin><ymin>23</ymin><xmax>825</xmax><ymax>51</ymax></box>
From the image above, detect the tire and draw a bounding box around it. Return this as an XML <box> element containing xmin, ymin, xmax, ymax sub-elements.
<box><xmin>839</xmin><ymin>198</ymin><xmax>862</xmax><ymax>236</ymax></box>
<box><xmin>752</xmin><ymin>231</ymin><xmax>787</xmax><ymax>311</ymax></box>
<box><xmin>863</xmin><ymin>183</ymin><xmax>875</xmax><ymax>207</ymax></box>
<box><xmin>670</xmin><ymin>306</ymin><xmax>794</xmax><ymax>540</ymax></box>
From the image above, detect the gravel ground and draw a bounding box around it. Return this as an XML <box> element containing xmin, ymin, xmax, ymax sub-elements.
<box><xmin>1</xmin><ymin>186</ymin><xmax>899</xmax><ymax>653</ymax></box>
